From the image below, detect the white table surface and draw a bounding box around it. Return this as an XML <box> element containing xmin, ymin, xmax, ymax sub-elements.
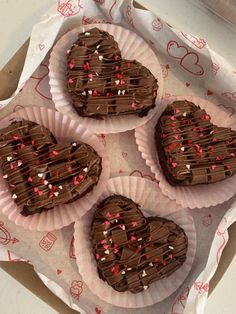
<box><xmin>0</xmin><ymin>0</ymin><xmax>235</xmax><ymax>313</ymax></box>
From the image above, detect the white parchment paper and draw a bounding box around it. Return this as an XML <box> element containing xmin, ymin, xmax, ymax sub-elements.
<box><xmin>0</xmin><ymin>1</ymin><xmax>236</xmax><ymax>313</ymax></box>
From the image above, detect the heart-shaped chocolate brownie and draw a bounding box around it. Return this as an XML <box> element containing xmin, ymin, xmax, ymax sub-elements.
<box><xmin>0</xmin><ymin>120</ymin><xmax>102</xmax><ymax>216</ymax></box>
<box><xmin>67</xmin><ymin>27</ymin><xmax>158</xmax><ymax>119</ymax></box>
<box><xmin>90</xmin><ymin>195</ymin><xmax>188</xmax><ymax>294</ymax></box>
<box><xmin>155</xmin><ymin>100</ymin><xmax>236</xmax><ymax>186</ymax></box>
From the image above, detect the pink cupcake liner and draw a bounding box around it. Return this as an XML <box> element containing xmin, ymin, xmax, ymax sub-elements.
<box><xmin>0</xmin><ymin>107</ymin><xmax>110</xmax><ymax>231</ymax></box>
<box><xmin>49</xmin><ymin>23</ymin><xmax>163</xmax><ymax>134</ymax></box>
<box><xmin>135</xmin><ymin>95</ymin><xmax>236</xmax><ymax>209</ymax></box>
<box><xmin>74</xmin><ymin>176</ymin><xmax>196</xmax><ymax>308</ymax></box>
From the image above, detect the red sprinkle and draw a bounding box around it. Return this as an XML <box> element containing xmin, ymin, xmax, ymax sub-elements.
<box><xmin>103</xmin><ymin>244</ymin><xmax>109</xmax><ymax>250</ymax></box>
<box><xmin>79</xmin><ymin>174</ymin><xmax>84</xmax><ymax>180</ymax></box>
<box><xmin>101</xmin><ymin>239</ymin><xmax>106</xmax><ymax>244</ymax></box>
<box><xmin>104</xmin><ymin>221</ymin><xmax>110</xmax><ymax>226</ymax></box>
<box><xmin>114</xmin><ymin>213</ymin><xmax>120</xmax><ymax>218</ymax></box>
<box><xmin>88</xmin><ymin>73</ymin><xmax>93</xmax><ymax>79</ymax></box>
<box><xmin>154</xmin><ymin>257</ymin><xmax>159</xmax><ymax>263</ymax></box>
<box><xmin>172</xmin><ymin>162</ymin><xmax>177</xmax><ymax>168</ymax></box>
<box><xmin>131</xmin><ymin>236</ymin><xmax>137</xmax><ymax>242</ymax></box>
<box><xmin>34</xmin><ymin>187</ymin><xmax>39</xmax><ymax>193</ymax></box>
<box><xmin>162</xmin><ymin>133</ymin><xmax>168</xmax><ymax>139</ymax></box>
<box><xmin>13</xmin><ymin>135</ymin><xmax>20</xmax><ymax>140</ymax></box>
<box><xmin>226</xmin><ymin>165</ymin><xmax>231</xmax><ymax>170</ymax></box>
<box><xmin>114</xmin><ymin>53</ymin><xmax>119</xmax><ymax>61</ymax></box>
<box><xmin>145</xmin><ymin>255</ymin><xmax>150</xmax><ymax>259</ymax></box>
<box><xmin>73</xmin><ymin>176</ymin><xmax>79</xmax><ymax>186</ymax></box>
<box><xmin>69</xmin><ymin>60</ymin><xmax>75</xmax><ymax>69</ymax></box>
<box><xmin>175</xmin><ymin>109</ymin><xmax>180</xmax><ymax>114</ymax></box>
<box><xmin>174</xmin><ymin>134</ymin><xmax>178</xmax><ymax>140</ymax></box>
<box><xmin>111</xmin><ymin>265</ymin><xmax>119</xmax><ymax>275</ymax></box>
<box><xmin>27</xmin><ymin>177</ymin><xmax>33</xmax><ymax>182</ymax></box>
<box><xmin>105</xmin><ymin>211</ymin><xmax>112</xmax><ymax>218</ymax></box>
<box><xmin>68</xmin><ymin>78</ymin><xmax>74</xmax><ymax>84</ymax></box>
<box><xmin>211</xmin><ymin>165</ymin><xmax>217</xmax><ymax>170</ymax></box>
<box><xmin>120</xmin><ymin>79</ymin><xmax>125</xmax><ymax>85</ymax></box>
<box><xmin>96</xmin><ymin>254</ymin><xmax>100</xmax><ymax>260</ymax></box>
<box><xmin>115</xmin><ymin>65</ymin><xmax>119</xmax><ymax>71</ymax></box>
<box><xmin>170</xmin><ymin>116</ymin><xmax>175</xmax><ymax>121</ymax></box>
<box><xmin>20</xmin><ymin>143</ymin><xmax>25</xmax><ymax>149</ymax></box>
<box><xmin>131</xmin><ymin>221</ymin><xmax>137</xmax><ymax>227</ymax></box>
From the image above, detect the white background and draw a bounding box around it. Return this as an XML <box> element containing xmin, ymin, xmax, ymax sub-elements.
<box><xmin>0</xmin><ymin>0</ymin><xmax>235</xmax><ymax>313</ymax></box>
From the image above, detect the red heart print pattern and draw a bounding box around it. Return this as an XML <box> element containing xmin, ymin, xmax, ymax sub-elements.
<box><xmin>69</xmin><ymin>236</ymin><xmax>76</xmax><ymax>259</ymax></box>
<box><xmin>82</xmin><ymin>16</ymin><xmax>111</xmax><ymax>25</ymax></box>
<box><xmin>152</xmin><ymin>18</ymin><xmax>163</xmax><ymax>32</ymax></box>
<box><xmin>181</xmin><ymin>32</ymin><xmax>206</xmax><ymax>49</ymax></box>
<box><xmin>222</xmin><ymin>92</ymin><xmax>236</xmax><ymax>103</ymax></box>
<box><xmin>94</xmin><ymin>0</ymin><xmax>105</xmax><ymax>4</ymax></box>
<box><xmin>167</xmin><ymin>41</ymin><xmax>204</xmax><ymax>76</ymax></box>
<box><xmin>211</xmin><ymin>62</ymin><xmax>220</xmax><ymax>75</ymax></box>
<box><xmin>38</xmin><ymin>43</ymin><xmax>45</xmax><ymax>51</ymax></box>
<box><xmin>31</xmin><ymin>64</ymin><xmax>52</xmax><ymax>100</ymax></box>
<box><xmin>194</xmin><ymin>281</ymin><xmax>209</xmax><ymax>294</ymax></box>
<box><xmin>109</xmin><ymin>0</ymin><xmax>117</xmax><ymax>20</ymax></box>
<box><xmin>218</xmin><ymin>104</ymin><xmax>235</xmax><ymax>117</ymax></box>
<box><xmin>126</xmin><ymin>4</ymin><xmax>134</xmax><ymax>27</ymax></box>
<box><xmin>0</xmin><ymin>222</ymin><xmax>19</xmax><ymax>245</ymax></box>
<box><xmin>171</xmin><ymin>287</ymin><xmax>190</xmax><ymax>314</ymax></box>
<box><xmin>39</xmin><ymin>232</ymin><xmax>57</xmax><ymax>251</ymax></box>
<box><xmin>129</xmin><ymin>170</ymin><xmax>158</xmax><ymax>183</ymax></box>
<box><xmin>70</xmin><ymin>280</ymin><xmax>83</xmax><ymax>300</ymax></box>
<box><xmin>57</xmin><ymin>0</ymin><xmax>83</xmax><ymax>17</ymax></box>
<box><xmin>57</xmin><ymin>269</ymin><xmax>62</xmax><ymax>275</ymax></box>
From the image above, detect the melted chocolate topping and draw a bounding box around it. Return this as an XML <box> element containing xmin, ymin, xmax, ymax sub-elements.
<box><xmin>0</xmin><ymin>121</ymin><xmax>102</xmax><ymax>216</ymax></box>
<box><xmin>155</xmin><ymin>100</ymin><xmax>236</xmax><ymax>186</ymax></box>
<box><xmin>67</xmin><ymin>27</ymin><xmax>158</xmax><ymax>119</ymax></box>
<box><xmin>91</xmin><ymin>195</ymin><xmax>188</xmax><ymax>293</ymax></box>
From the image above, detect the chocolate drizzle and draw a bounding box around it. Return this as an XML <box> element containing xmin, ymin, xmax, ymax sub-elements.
<box><xmin>0</xmin><ymin>121</ymin><xmax>102</xmax><ymax>216</ymax></box>
<box><xmin>67</xmin><ymin>27</ymin><xmax>158</xmax><ymax>119</ymax></box>
<box><xmin>91</xmin><ymin>195</ymin><xmax>188</xmax><ymax>293</ymax></box>
<box><xmin>155</xmin><ymin>100</ymin><xmax>236</xmax><ymax>186</ymax></box>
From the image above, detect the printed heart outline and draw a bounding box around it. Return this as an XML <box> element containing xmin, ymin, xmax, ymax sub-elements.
<box><xmin>171</xmin><ymin>287</ymin><xmax>190</xmax><ymax>314</ymax></box>
<box><xmin>221</xmin><ymin>92</ymin><xmax>236</xmax><ymax>103</ymax></box>
<box><xmin>218</xmin><ymin>103</ymin><xmax>235</xmax><ymax>117</ymax></box>
<box><xmin>152</xmin><ymin>18</ymin><xmax>163</xmax><ymax>32</ymax></box>
<box><xmin>38</xmin><ymin>43</ymin><xmax>45</xmax><ymax>51</ymax></box>
<box><xmin>31</xmin><ymin>64</ymin><xmax>52</xmax><ymax>101</ymax></box>
<box><xmin>129</xmin><ymin>170</ymin><xmax>159</xmax><ymax>183</ymax></box>
<box><xmin>57</xmin><ymin>0</ymin><xmax>83</xmax><ymax>18</ymax></box>
<box><xmin>167</xmin><ymin>40</ymin><xmax>204</xmax><ymax>76</ymax></box>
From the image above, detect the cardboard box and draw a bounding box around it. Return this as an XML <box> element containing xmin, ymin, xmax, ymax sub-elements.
<box><xmin>0</xmin><ymin>2</ymin><xmax>236</xmax><ymax>312</ymax></box>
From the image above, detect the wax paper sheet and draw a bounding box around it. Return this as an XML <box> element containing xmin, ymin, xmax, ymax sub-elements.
<box><xmin>0</xmin><ymin>1</ymin><xmax>236</xmax><ymax>313</ymax></box>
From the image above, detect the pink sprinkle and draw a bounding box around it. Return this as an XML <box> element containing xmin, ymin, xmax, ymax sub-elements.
<box><xmin>69</xmin><ymin>61</ymin><xmax>75</xmax><ymax>69</ymax></box>
<box><xmin>52</xmin><ymin>150</ymin><xmax>58</xmax><ymax>156</ymax></box>
<box><xmin>211</xmin><ymin>165</ymin><xmax>217</xmax><ymax>170</ymax></box>
<box><xmin>114</xmin><ymin>248</ymin><xmax>119</xmax><ymax>254</ymax></box>
<box><xmin>88</xmin><ymin>73</ymin><xmax>93</xmax><ymax>79</ymax></box>
<box><xmin>79</xmin><ymin>174</ymin><xmax>84</xmax><ymax>180</ymax></box>
<box><xmin>172</xmin><ymin>162</ymin><xmax>177</xmax><ymax>168</ymax></box>
<box><xmin>226</xmin><ymin>165</ymin><xmax>231</xmax><ymax>170</ymax></box>
<box><xmin>170</xmin><ymin>116</ymin><xmax>175</xmax><ymax>121</ymax></box>
<box><xmin>162</xmin><ymin>133</ymin><xmax>168</xmax><ymax>139</ymax></box>
<box><xmin>114</xmin><ymin>213</ymin><xmax>120</xmax><ymax>218</ymax></box>
<box><xmin>27</xmin><ymin>177</ymin><xmax>33</xmax><ymax>182</ymax></box>
<box><xmin>104</xmin><ymin>221</ymin><xmax>110</xmax><ymax>226</ymax></box>
<box><xmin>120</xmin><ymin>79</ymin><xmax>125</xmax><ymax>85</ymax></box>
<box><xmin>168</xmin><ymin>253</ymin><xmax>173</xmax><ymax>259</ymax></box>
<box><xmin>92</xmin><ymin>89</ymin><xmax>99</xmax><ymax>96</ymax></box>
<box><xmin>103</xmin><ymin>244</ymin><xmax>109</xmax><ymax>250</ymax></box>
<box><xmin>31</xmin><ymin>140</ymin><xmax>36</xmax><ymax>145</ymax></box>
<box><xmin>175</xmin><ymin>109</ymin><xmax>180</xmax><ymax>114</ymax></box>
<box><xmin>20</xmin><ymin>143</ymin><xmax>25</xmax><ymax>149</ymax></box>
<box><xmin>10</xmin><ymin>164</ymin><xmax>15</xmax><ymax>170</ymax></box>
<box><xmin>34</xmin><ymin>187</ymin><xmax>39</xmax><ymax>193</ymax></box>
<box><xmin>101</xmin><ymin>239</ymin><xmax>106</xmax><ymax>244</ymax></box>
<box><xmin>174</xmin><ymin>134</ymin><xmax>178</xmax><ymax>140</ymax></box>
<box><xmin>154</xmin><ymin>257</ymin><xmax>159</xmax><ymax>263</ymax></box>
<box><xmin>199</xmin><ymin>127</ymin><xmax>204</xmax><ymax>132</ymax></box>
<box><xmin>114</xmin><ymin>53</ymin><xmax>119</xmax><ymax>61</ymax></box>
<box><xmin>115</xmin><ymin>65</ymin><xmax>119</xmax><ymax>71</ymax></box>
<box><xmin>230</xmin><ymin>153</ymin><xmax>235</xmax><ymax>157</ymax></box>
<box><xmin>205</xmin><ymin>115</ymin><xmax>210</xmax><ymax>120</ymax></box>
<box><xmin>105</xmin><ymin>211</ymin><xmax>111</xmax><ymax>218</ymax></box>
<box><xmin>96</xmin><ymin>254</ymin><xmax>100</xmax><ymax>260</ymax></box>
<box><xmin>13</xmin><ymin>135</ymin><xmax>20</xmax><ymax>140</ymax></box>
<box><xmin>68</xmin><ymin>78</ymin><xmax>74</xmax><ymax>84</ymax></box>
<box><xmin>131</xmin><ymin>221</ymin><xmax>137</xmax><ymax>227</ymax></box>
<box><xmin>216</xmin><ymin>156</ymin><xmax>223</xmax><ymax>161</ymax></box>
<box><xmin>131</xmin><ymin>102</ymin><xmax>136</xmax><ymax>109</ymax></box>
<box><xmin>73</xmin><ymin>176</ymin><xmax>79</xmax><ymax>186</ymax></box>
<box><xmin>131</xmin><ymin>236</ymin><xmax>137</xmax><ymax>242</ymax></box>
<box><xmin>38</xmin><ymin>190</ymin><xmax>43</xmax><ymax>196</ymax></box>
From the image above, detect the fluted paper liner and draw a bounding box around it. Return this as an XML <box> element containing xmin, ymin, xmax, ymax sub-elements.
<box><xmin>0</xmin><ymin>107</ymin><xmax>110</xmax><ymax>231</ymax></box>
<box><xmin>49</xmin><ymin>24</ymin><xmax>163</xmax><ymax>134</ymax></box>
<box><xmin>74</xmin><ymin>176</ymin><xmax>196</xmax><ymax>308</ymax></box>
<box><xmin>135</xmin><ymin>95</ymin><xmax>236</xmax><ymax>209</ymax></box>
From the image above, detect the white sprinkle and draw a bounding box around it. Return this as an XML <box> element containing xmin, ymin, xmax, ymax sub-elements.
<box><xmin>95</xmin><ymin>72</ymin><xmax>99</xmax><ymax>76</ymax></box>
<box><xmin>96</xmin><ymin>44</ymin><xmax>100</xmax><ymax>49</ymax></box>
<box><xmin>72</xmin><ymin>142</ymin><xmax>77</xmax><ymax>147</ymax></box>
<box><xmin>138</xmin><ymin>237</ymin><xmax>142</xmax><ymax>241</ymax></box>
<box><xmin>12</xmin><ymin>194</ymin><xmax>17</xmax><ymax>199</ymax></box>
<box><xmin>143</xmin><ymin>285</ymin><xmax>148</xmax><ymax>290</ymax></box>
<box><xmin>101</xmin><ymin>257</ymin><xmax>106</xmax><ymax>261</ymax></box>
<box><xmin>121</xmin><ymin>225</ymin><xmax>125</xmax><ymax>230</ymax></box>
<box><xmin>83</xmin><ymin>167</ymin><xmax>88</xmax><ymax>172</ymax></box>
<box><xmin>180</xmin><ymin>147</ymin><xmax>185</xmax><ymax>152</ymax></box>
<box><xmin>122</xmin><ymin>90</ymin><xmax>126</xmax><ymax>95</ymax></box>
<box><xmin>58</xmin><ymin>185</ymin><xmax>63</xmax><ymax>190</ymax></box>
<box><xmin>169</xmin><ymin>245</ymin><xmax>174</xmax><ymax>250</ymax></box>
<box><xmin>17</xmin><ymin>160</ymin><xmax>22</xmax><ymax>166</ymax></box>
<box><xmin>66</xmin><ymin>49</ymin><xmax>71</xmax><ymax>54</ymax></box>
<box><xmin>81</xmin><ymin>91</ymin><xmax>86</xmax><ymax>96</ymax></box>
<box><xmin>3</xmin><ymin>174</ymin><xmax>8</xmax><ymax>179</ymax></box>
<box><xmin>38</xmin><ymin>173</ymin><xmax>43</xmax><ymax>178</ymax></box>
<box><xmin>183</xmin><ymin>112</ymin><xmax>187</xmax><ymax>117</ymax></box>
<box><xmin>104</xmin><ymin>249</ymin><xmax>110</xmax><ymax>255</ymax></box>
<box><xmin>210</xmin><ymin>130</ymin><xmax>214</xmax><ymax>134</ymax></box>
<box><xmin>186</xmin><ymin>164</ymin><xmax>191</xmax><ymax>170</ymax></box>
<box><xmin>149</xmin><ymin>262</ymin><xmax>154</xmax><ymax>267</ymax></box>
<box><xmin>88</xmin><ymin>90</ymin><xmax>92</xmax><ymax>95</ymax></box>
<box><xmin>94</xmin><ymin>50</ymin><xmax>98</xmax><ymax>54</ymax></box>
<box><xmin>48</xmin><ymin>184</ymin><xmax>52</xmax><ymax>189</ymax></box>
<box><xmin>142</xmin><ymin>270</ymin><xmax>147</xmax><ymax>277</ymax></box>
<box><xmin>44</xmin><ymin>180</ymin><xmax>49</xmax><ymax>185</ymax></box>
<box><xmin>85</xmin><ymin>32</ymin><xmax>90</xmax><ymax>36</ymax></box>
<box><xmin>115</xmin><ymin>219</ymin><xmax>118</xmax><ymax>223</ymax></box>
<box><xmin>98</xmin><ymin>55</ymin><xmax>103</xmax><ymax>61</ymax></box>
<box><xmin>109</xmin><ymin>238</ymin><xmax>113</xmax><ymax>243</ymax></box>
<box><xmin>127</xmin><ymin>268</ymin><xmax>132</xmax><ymax>271</ymax></box>
<box><xmin>7</xmin><ymin>156</ymin><xmax>12</xmax><ymax>162</ymax></box>
<box><xmin>103</xmin><ymin>231</ymin><xmax>108</xmax><ymax>235</ymax></box>
<box><xmin>115</xmin><ymin>80</ymin><xmax>120</xmax><ymax>85</ymax></box>
<box><xmin>121</xmin><ymin>270</ymin><xmax>126</xmax><ymax>275</ymax></box>
<box><xmin>54</xmin><ymin>192</ymin><xmax>59</xmax><ymax>197</ymax></box>
<box><xmin>118</xmin><ymin>90</ymin><xmax>121</xmax><ymax>96</ymax></box>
